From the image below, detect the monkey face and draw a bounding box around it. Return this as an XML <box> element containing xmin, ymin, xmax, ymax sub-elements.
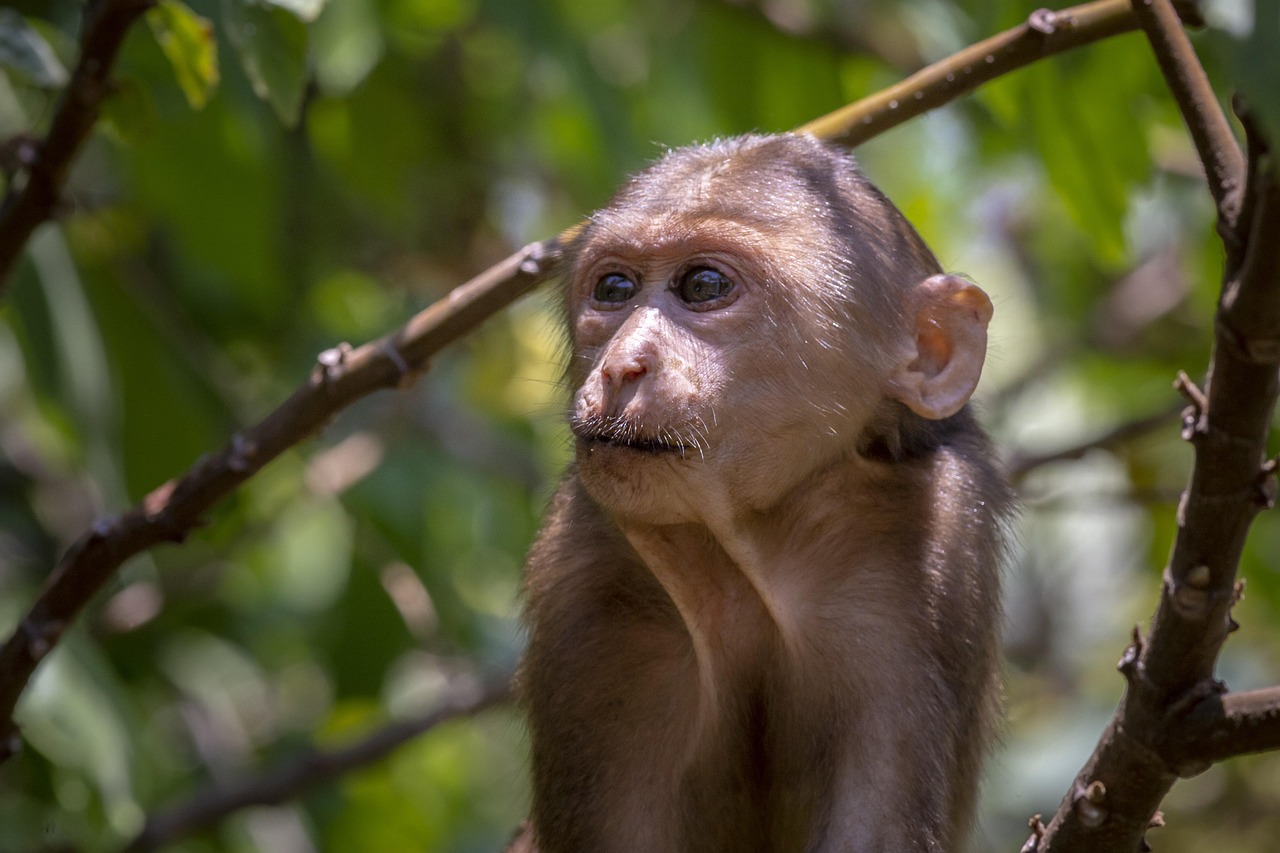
<box><xmin>565</xmin><ymin>215</ymin><xmax>885</xmax><ymax>524</ymax></box>
<box><xmin>561</xmin><ymin>134</ymin><xmax>992</xmax><ymax>524</ymax></box>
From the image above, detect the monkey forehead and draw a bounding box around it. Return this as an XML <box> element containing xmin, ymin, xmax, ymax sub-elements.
<box><xmin>575</xmin><ymin>210</ymin><xmax>817</xmax><ymax>267</ymax></box>
<box><xmin>615</xmin><ymin>133</ymin><xmax>868</xmax><ymax>223</ymax></box>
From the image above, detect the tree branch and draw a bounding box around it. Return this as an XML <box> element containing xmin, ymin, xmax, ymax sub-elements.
<box><xmin>1032</xmin><ymin>111</ymin><xmax>1280</xmax><ymax>853</ymax></box>
<box><xmin>1128</xmin><ymin>0</ymin><xmax>1246</xmax><ymax>253</ymax></box>
<box><xmin>124</xmin><ymin>673</ymin><xmax>513</xmax><ymax>852</ymax></box>
<box><xmin>1005</xmin><ymin>402</ymin><xmax>1183</xmax><ymax>483</ymax></box>
<box><xmin>799</xmin><ymin>0</ymin><xmax>1199</xmax><ymax>148</ymax></box>
<box><xmin>0</xmin><ymin>241</ymin><xmax>556</xmax><ymax>761</ymax></box>
<box><xmin>0</xmin><ymin>0</ymin><xmax>1209</xmax><ymax>766</ymax></box>
<box><xmin>1174</xmin><ymin>686</ymin><xmax>1280</xmax><ymax>768</ymax></box>
<box><xmin>0</xmin><ymin>0</ymin><xmax>154</xmax><ymax>293</ymax></box>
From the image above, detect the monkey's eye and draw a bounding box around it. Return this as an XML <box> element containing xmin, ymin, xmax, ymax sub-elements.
<box><xmin>593</xmin><ymin>273</ymin><xmax>637</xmax><ymax>305</ymax></box>
<box><xmin>677</xmin><ymin>267</ymin><xmax>734</xmax><ymax>306</ymax></box>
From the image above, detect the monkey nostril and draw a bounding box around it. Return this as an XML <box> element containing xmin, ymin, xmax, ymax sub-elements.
<box><xmin>602</xmin><ymin>358</ymin><xmax>649</xmax><ymax>390</ymax></box>
<box><xmin>618</xmin><ymin>365</ymin><xmax>646</xmax><ymax>384</ymax></box>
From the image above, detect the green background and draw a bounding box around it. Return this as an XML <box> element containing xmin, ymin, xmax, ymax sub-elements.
<box><xmin>1</xmin><ymin>0</ymin><xmax>1278</xmax><ymax>850</ymax></box>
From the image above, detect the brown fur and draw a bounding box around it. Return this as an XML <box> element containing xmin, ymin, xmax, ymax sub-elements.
<box><xmin>518</xmin><ymin>134</ymin><xmax>1010</xmax><ymax>852</ymax></box>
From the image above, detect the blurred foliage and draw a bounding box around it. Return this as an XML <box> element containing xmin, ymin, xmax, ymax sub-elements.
<box><xmin>0</xmin><ymin>0</ymin><xmax>1278</xmax><ymax>850</ymax></box>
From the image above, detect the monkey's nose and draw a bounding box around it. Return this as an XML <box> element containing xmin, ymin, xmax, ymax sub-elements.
<box><xmin>594</xmin><ymin>348</ymin><xmax>656</xmax><ymax>419</ymax></box>
<box><xmin>600</xmin><ymin>351</ymin><xmax>652</xmax><ymax>393</ymax></box>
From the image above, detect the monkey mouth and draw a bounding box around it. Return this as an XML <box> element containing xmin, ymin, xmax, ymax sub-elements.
<box><xmin>583</xmin><ymin>434</ymin><xmax>685</xmax><ymax>454</ymax></box>
<box><xmin>572</xmin><ymin>422</ymin><xmax>697</xmax><ymax>456</ymax></box>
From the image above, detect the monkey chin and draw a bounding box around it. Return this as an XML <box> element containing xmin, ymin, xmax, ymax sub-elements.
<box><xmin>573</xmin><ymin>435</ymin><xmax>708</xmax><ymax>525</ymax></box>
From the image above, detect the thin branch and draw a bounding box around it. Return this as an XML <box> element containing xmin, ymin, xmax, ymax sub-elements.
<box><xmin>1033</xmin><ymin>112</ymin><xmax>1280</xmax><ymax>853</ymax></box>
<box><xmin>798</xmin><ymin>0</ymin><xmax>1198</xmax><ymax>148</ymax></box>
<box><xmin>124</xmin><ymin>673</ymin><xmax>513</xmax><ymax>852</ymax></box>
<box><xmin>0</xmin><ymin>0</ymin><xmax>154</xmax><ymax>292</ymax></box>
<box><xmin>1004</xmin><ymin>402</ymin><xmax>1184</xmax><ymax>482</ymax></box>
<box><xmin>1019</xmin><ymin>487</ymin><xmax>1183</xmax><ymax>512</ymax></box>
<box><xmin>1175</xmin><ymin>686</ymin><xmax>1280</xmax><ymax>768</ymax></box>
<box><xmin>0</xmin><ymin>241</ymin><xmax>556</xmax><ymax>760</ymax></box>
<box><xmin>1129</xmin><ymin>0</ymin><xmax>1246</xmax><ymax>240</ymax></box>
<box><xmin>0</xmin><ymin>0</ymin><xmax>1206</xmax><ymax>765</ymax></box>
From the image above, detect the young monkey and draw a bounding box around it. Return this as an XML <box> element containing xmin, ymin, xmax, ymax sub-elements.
<box><xmin>517</xmin><ymin>133</ymin><xmax>1010</xmax><ymax>852</ymax></box>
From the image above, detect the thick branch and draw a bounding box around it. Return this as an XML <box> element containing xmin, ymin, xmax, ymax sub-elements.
<box><xmin>0</xmin><ymin>241</ymin><xmax>556</xmax><ymax>760</ymax></box>
<box><xmin>1034</xmin><ymin>117</ymin><xmax>1280</xmax><ymax>853</ymax></box>
<box><xmin>125</xmin><ymin>674</ymin><xmax>512</xmax><ymax>851</ymax></box>
<box><xmin>0</xmin><ymin>0</ymin><xmax>154</xmax><ymax>292</ymax></box>
<box><xmin>1129</xmin><ymin>0</ymin><xmax>1245</xmax><ymax>246</ymax></box>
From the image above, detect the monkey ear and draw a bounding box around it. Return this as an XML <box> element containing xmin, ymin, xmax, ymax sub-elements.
<box><xmin>886</xmin><ymin>274</ymin><xmax>993</xmax><ymax>420</ymax></box>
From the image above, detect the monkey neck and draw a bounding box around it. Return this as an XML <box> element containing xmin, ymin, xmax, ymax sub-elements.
<box><xmin>612</xmin><ymin>449</ymin><xmax>919</xmax><ymax>713</ymax></box>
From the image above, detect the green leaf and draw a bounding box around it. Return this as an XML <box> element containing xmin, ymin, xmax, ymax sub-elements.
<box><xmin>146</xmin><ymin>0</ymin><xmax>220</xmax><ymax>109</ymax></box>
<box><xmin>0</xmin><ymin>9</ymin><xmax>69</xmax><ymax>88</ymax></box>
<box><xmin>224</xmin><ymin>0</ymin><xmax>310</xmax><ymax>126</ymax></box>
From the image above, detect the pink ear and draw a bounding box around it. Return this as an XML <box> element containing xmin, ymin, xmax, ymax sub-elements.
<box><xmin>886</xmin><ymin>275</ymin><xmax>993</xmax><ymax>420</ymax></box>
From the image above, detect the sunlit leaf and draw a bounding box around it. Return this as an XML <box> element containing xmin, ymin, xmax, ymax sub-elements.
<box><xmin>0</xmin><ymin>9</ymin><xmax>69</xmax><ymax>88</ymax></box>
<box><xmin>146</xmin><ymin>0</ymin><xmax>219</xmax><ymax>109</ymax></box>
<box><xmin>224</xmin><ymin>0</ymin><xmax>310</xmax><ymax>126</ymax></box>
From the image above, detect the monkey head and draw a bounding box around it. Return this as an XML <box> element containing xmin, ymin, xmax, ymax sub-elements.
<box><xmin>564</xmin><ymin>133</ymin><xmax>992</xmax><ymax>524</ymax></box>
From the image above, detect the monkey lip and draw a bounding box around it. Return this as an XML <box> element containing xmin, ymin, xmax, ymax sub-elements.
<box><xmin>575</xmin><ymin>431</ymin><xmax>693</xmax><ymax>456</ymax></box>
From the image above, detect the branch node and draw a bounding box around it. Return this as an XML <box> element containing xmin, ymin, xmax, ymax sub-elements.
<box><xmin>1173</xmin><ymin>371</ymin><xmax>1207</xmax><ymax>440</ymax></box>
<box><xmin>1028</xmin><ymin>8</ymin><xmax>1058</xmax><ymax>35</ymax></box>
<box><xmin>1167</xmin><ymin>679</ymin><xmax>1226</xmax><ymax>771</ymax></box>
<box><xmin>1165</xmin><ymin>566</ymin><xmax>1225</xmax><ymax>620</ymax></box>
<box><xmin>1169</xmin><ymin>678</ymin><xmax>1226</xmax><ymax>718</ymax></box>
<box><xmin>316</xmin><ymin>342</ymin><xmax>354</xmax><ymax>385</ymax></box>
<box><xmin>1073</xmin><ymin>779</ymin><xmax>1108</xmax><ymax>828</ymax></box>
<box><xmin>1136</xmin><ymin>810</ymin><xmax>1166</xmax><ymax>853</ymax></box>
<box><xmin>1257</xmin><ymin>458</ymin><xmax>1279</xmax><ymax>509</ymax></box>
<box><xmin>1019</xmin><ymin>814</ymin><xmax>1046</xmax><ymax>853</ymax></box>
<box><xmin>518</xmin><ymin>240</ymin><xmax>553</xmax><ymax>275</ymax></box>
<box><xmin>143</xmin><ymin>480</ymin><xmax>176</xmax><ymax>520</ymax></box>
<box><xmin>1118</xmin><ymin>625</ymin><xmax>1145</xmax><ymax>680</ymax></box>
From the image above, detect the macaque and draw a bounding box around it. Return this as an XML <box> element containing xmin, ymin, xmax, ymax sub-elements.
<box><xmin>517</xmin><ymin>133</ymin><xmax>1010</xmax><ymax>853</ymax></box>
